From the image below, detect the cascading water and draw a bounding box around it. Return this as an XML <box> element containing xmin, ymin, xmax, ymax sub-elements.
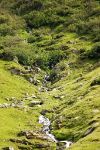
<box><xmin>39</xmin><ymin>115</ymin><xmax>73</xmax><ymax>149</ymax></box>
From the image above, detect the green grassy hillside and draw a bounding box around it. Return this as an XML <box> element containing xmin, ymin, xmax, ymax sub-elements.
<box><xmin>0</xmin><ymin>0</ymin><xmax>100</xmax><ymax>150</ymax></box>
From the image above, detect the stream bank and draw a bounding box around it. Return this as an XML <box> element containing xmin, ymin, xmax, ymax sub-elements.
<box><xmin>39</xmin><ymin>115</ymin><xmax>73</xmax><ymax>149</ymax></box>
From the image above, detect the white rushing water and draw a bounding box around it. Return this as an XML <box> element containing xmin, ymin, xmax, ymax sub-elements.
<box><xmin>39</xmin><ymin>115</ymin><xmax>73</xmax><ymax>148</ymax></box>
<box><xmin>39</xmin><ymin>115</ymin><xmax>57</xmax><ymax>142</ymax></box>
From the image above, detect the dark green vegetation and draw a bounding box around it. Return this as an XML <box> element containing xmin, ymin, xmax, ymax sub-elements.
<box><xmin>0</xmin><ymin>0</ymin><xmax>100</xmax><ymax>150</ymax></box>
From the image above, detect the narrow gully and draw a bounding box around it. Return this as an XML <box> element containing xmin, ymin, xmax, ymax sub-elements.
<box><xmin>39</xmin><ymin>115</ymin><xmax>73</xmax><ymax>149</ymax></box>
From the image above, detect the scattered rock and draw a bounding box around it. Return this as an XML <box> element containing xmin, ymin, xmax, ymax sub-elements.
<box><xmin>57</xmin><ymin>141</ymin><xmax>73</xmax><ymax>150</ymax></box>
<box><xmin>24</xmin><ymin>93</ymin><xmax>37</xmax><ymax>100</ymax></box>
<box><xmin>39</xmin><ymin>86</ymin><xmax>48</xmax><ymax>92</ymax></box>
<box><xmin>10</xmin><ymin>138</ymin><xmax>32</xmax><ymax>145</ymax></box>
<box><xmin>29</xmin><ymin>101</ymin><xmax>43</xmax><ymax>107</ymax></box>
<box><xmin>0</xmin><ymin>101</ymin><xmax>24</xmax><ymax>109</ymax></box>
<box><xmin>93</xmin><ymin>109</ymin><xmax>99</xmax><ymax>113</ymax></box>
<box><xmin>9</xmin><ymin>147</ymin><xmax>14</xmax><ymax>150</ymax></box>
<box><xmin>31</xmin><ymin>66</ymin><xmax>41</xmax><ymax>73</ymax></box>
<box><xmin>27</xmin><ymin>77</ymin><xmax>41</xmax><ymax>85</ymax></box>
<box><xmin>0</xmin><ymin>103</ymin><xmax>10</xmax><ymax>108</ymax></box>
<box><xmin>3</xmin><ymin>147</ymin><xmax>14</xmax><ymax>150</ymax></box>
<box><xmin>28</xmin><ymin>77</ymin><xmax>34</xmax><ymax>83</ymax></box>
<box><xmin>53</xmin><ymin>95</ymin><xmax>65</xmax><ymax>100</ymax></box>
<box><xmin>83</xmin><ymin>127</ymin><xmax>95</xmax><ymax>137</ymax></box>
<box><xmin>31</xmin><ymin>94</ymin><xmax>37</xmax><ymax>98</ymax></box>
<box><xmin>17</xmin><ymin>130</ymin><xmax>50</xmax><ymax>141</ymax></box>
<box><xmin>10</xmin><ymin>67</ymin><xmax>21</xmax><ymax>75</ymax></box>
<box><xmin>10</xmin><ymin>97</ymin><xmax>16</xmax><ymax>101</ymax></box>
<box><xmin>5</xmin><ymin>97</ymin><xmax>10</xmax><ymax>101</ymax></box>
<box><xmin>40</xmin><ymin>109</ymin><xmax>53</xmax><ymax>115</ymax></box>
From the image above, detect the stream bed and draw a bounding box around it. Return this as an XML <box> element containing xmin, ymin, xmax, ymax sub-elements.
<box><xmin>39</xmin><ymin>115</ymin><xmax>73</xmax><ymax>149</ymax></box>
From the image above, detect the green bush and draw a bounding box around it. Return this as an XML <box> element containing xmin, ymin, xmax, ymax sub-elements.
<box><xmin>87</xmin><ymin>43</ymin><xmax>100</xmax><ymax>59</ymax></box>
<box><xmin>48</xmin><ymin>50</ymin><xmax>66</xmax><ymax>69</ymax></box>
<box><xmin>28</xmin><ymin>35</ymin><xmax>38</xmax><ymax>43</ymax></box>
<box><xmin>0</xmin><ymin>43</ymin><xmax>36</xmax><ymax>65</ymax></box>
<box><xmin>80</xmin><ymin>43</ymin><xmax>100</xmax><ymax>60</ymax></box>
<box><xmin>48</xmin><ymin>69</ymin><xmax>60</xmax><ymax>83</ymax></box>
<box><xmin>0</xmin><ymin>24</ymin><xmax>15</xmax><ymax>36</ymax></box>
<box><xmin>12</xmin><ymin>0</ymin><xmax>44</xmax><ymax>15</ymax></box>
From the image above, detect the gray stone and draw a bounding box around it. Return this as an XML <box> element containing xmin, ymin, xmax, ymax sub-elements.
<box><xmin>29</xmin><ymin>101</ymin><xmax>43</xmax><ymax>107</ymax></box>
<box><xmin>31</xmin><ymin>94</ymin><xmax>37</xmax><ymax>98</ymax></box>
<box><xmin>2</xmin><ymin>147</ymin><xmax>14</xmax><ymax>150</ymax></box>
<box><xmin>29</xmin><ymin>77</ymin><xmax>34</xmax><ymax>83</ymax></box>
<box><xmin>83</xmin><ymin>127</ymin><xmax>95</xmax><ymax>137</ymax></box>
<box><xmin>9</xmin><ymin>147</ymin><xmax>14</xmax><ymax>150</ymax></box>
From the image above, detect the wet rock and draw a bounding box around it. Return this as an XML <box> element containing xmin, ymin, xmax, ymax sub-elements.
<box><xmin>39</xmin><ymin>115</ymin><xmax>57</xmax><ymax>142</ymax></box>
<box><xmin>57</xmin><ymin>141</ymin><xmax>73</xmax><ymax>149</ymax></box>
<box><xmin>39</xmin><ymin>115</ymin><xmax>73</xmax><ymax>148</ymax></box>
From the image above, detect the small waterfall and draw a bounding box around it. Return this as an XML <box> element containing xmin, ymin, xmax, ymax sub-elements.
<box><xmin>39</xmin><ymin>115</ymin><xmax>73</xmax><ymax>149</ymax></box>
<box><xmin>39</xmin><ymin>115</ymin><xmax>57</xmax><ymax>142</ymax></box>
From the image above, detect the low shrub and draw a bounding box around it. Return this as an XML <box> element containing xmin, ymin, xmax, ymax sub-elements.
<box><xmin>87</xmin><ymin>43</ymin><xmax>100</xmax><ymax>59</ymax></box>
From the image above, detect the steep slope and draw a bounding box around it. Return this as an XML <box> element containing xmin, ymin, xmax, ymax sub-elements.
<box><xmin>0</xmin><ymin>0</ymin><xmax>100</xmax><ymax>150</ymax></box>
